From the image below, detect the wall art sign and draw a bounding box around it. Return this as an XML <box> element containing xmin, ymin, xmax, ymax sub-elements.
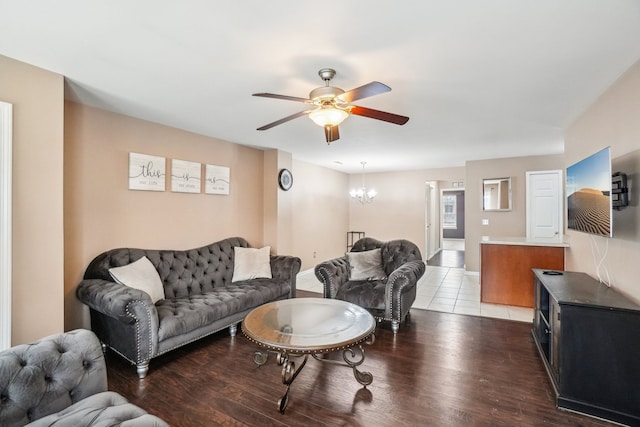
<box><xmin>128</xmin><ymin>152</ymin><xmax>166</xmax><ymax>191</ymax></box>
<box><xmin>205</xmin><ymin>164</ymin><xmax>230</xmax><ymax>195</ymax></box>
<box><xmin>171</xmin><ymin>159</ymin><xmax>201</xmax><ymax>193</ymax></box>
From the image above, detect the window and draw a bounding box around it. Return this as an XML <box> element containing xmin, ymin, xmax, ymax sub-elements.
<box><xmin>443</xmin><ymin>195</ymin><xmax>457</xmax><ymax>229</ymax></box>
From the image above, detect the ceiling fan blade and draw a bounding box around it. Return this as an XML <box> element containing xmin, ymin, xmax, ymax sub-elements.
<box><xmin>324</xmin><ymin>125</ymin><xmax>340</xmax><ymax>144</ymax></box>
<box><xmin>257</xmin><ymin>110</ymin><xmax>311</xmax><ymax>130</ymax></box>
<box><xmin>253</xmin><ymin>93</ymin><xmax>310</xmax><ymax>103</ymax></box>
<box><xmin>350</xmin><ymin>105</ymin><xmax>409</xmax><ymax>125</ymax></box>
<box><xmin>336</xmin><ymin>81</ymin><xmax>391</xmax><ymax>103</ymax></box>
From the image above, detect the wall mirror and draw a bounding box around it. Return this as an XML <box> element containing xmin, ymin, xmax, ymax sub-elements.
<box><xmin>483</xmin><ymin>177</ymin><xmax>512</xmax><ymax>211</ymax></box>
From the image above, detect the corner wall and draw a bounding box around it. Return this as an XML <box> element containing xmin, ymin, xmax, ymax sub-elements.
<box><xmin>291</xmin><ymin>159</ymin><xmax>349</xmax><ymax>270</ymax></box>
<box><xmin>0</xmin><ymin>55</ymin><xmax>65</xmax><ymax>344</ymax></box>
<box><xmin>263</xmin><ymin>150</ymin><xmax>293</xmax><ymax>255</ymax></box>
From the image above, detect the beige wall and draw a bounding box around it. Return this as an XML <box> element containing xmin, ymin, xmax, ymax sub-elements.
<box><xmin>64</xmin><ymin>102</ymin><xmax>267</xmax><ymax>330</ymax></box>
<box><xmin>465</xmin><ymin>154</ymin><xmax>565</xmax><ymax>272</ymax></box>
<box><xmin>0</xmin><ymin>55</ymin><xmax>65</xmax><ymax>344</ymax></box>
<box><xmin>291</xmin><ymin>159</ymin><xmax>349</xmax><ymax>270</ymax></box>
<box><xmin>349</xmin><ymin>168</ymin><xmax>465</xmax><ymax>260</ymax></box>
<box><xmin>263</xmin><ymin>150</ymin><xmax>293</xmax><ymax>255</ymax></box>
<box><xmin>565</xmin><ymin>59</ymin><xmax>640</xmax><ymax>303</ymax></box>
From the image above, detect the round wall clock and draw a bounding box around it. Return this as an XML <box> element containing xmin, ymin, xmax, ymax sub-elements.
<box><xmin>278</xmin><ymin>168</ymin><xmax>293</xmax><ymax>191</ymax></box>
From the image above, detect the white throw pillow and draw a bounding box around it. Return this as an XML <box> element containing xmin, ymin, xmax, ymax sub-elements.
<box><xmin>108</xmin><ymin>256</ymin><xmax>165</xmax><ymax>304</ymax></box>
<box><xmin>232</xmin><ymin>246</ymin><xmax>272</xmax><ymax>282</ymax></box>
<box><xmin>347</xmin><ymin>248</ymin><xmax>387</xmax><ymax>281</ymax></box>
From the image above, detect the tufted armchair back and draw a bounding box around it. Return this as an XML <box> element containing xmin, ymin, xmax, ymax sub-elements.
<box><xmin>0</xmin><ymin>329</ymin><xmax>107</xmax><ymax>426</ymax></box>
<box><xmin>350</xmin><ymin>237</ymin><xmax>423</xmax><ymax>276</ymax></box>
<box><xmin>83</xmin><ymin>237</ymin><xmax>251</xmax><ymax>299</ymax></box>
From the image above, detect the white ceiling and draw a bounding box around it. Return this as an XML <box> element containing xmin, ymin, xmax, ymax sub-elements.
<box><xmin>1</xmin><ymin>1</ymin><xmax>639</xmax><ymax>173</ymax></box>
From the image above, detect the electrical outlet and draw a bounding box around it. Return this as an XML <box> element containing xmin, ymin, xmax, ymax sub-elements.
<box><xmin>482</xmin><ymin>219</ymin><xmax>489</xmax><ymax>225</ymax></box>
<box><xmin>313</xmin><ymin>251</ymin><xmax>317</xmax><ymax>258</ymax></box>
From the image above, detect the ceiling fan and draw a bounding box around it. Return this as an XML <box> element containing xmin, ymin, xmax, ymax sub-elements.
<box><xmin>253</xmin><ymin>68</ymin><xmax>409</xmax><ymax>144</ymax></box>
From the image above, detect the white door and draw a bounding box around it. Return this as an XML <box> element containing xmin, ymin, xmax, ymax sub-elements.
<box><xmin>425</xmin><ymin>181</ymin><xmax>435</xmax><ymax>260</ymax></box>
<box><xmin>526</xmin><ymin>170</ymin><xmax>563</xmax><ymax>241</ymax></box>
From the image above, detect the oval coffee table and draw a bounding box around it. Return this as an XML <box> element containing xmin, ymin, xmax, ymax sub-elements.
<box><xmin>242</xmin><ymin>298</ymin><xmax>376</xmax><ymax>413</ymax></box>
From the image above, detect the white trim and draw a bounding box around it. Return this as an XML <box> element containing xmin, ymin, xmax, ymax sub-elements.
<box><xmin>0</xmin><ymin>101</ymin><xmax>12</xmax><ymax>350</ymax></box>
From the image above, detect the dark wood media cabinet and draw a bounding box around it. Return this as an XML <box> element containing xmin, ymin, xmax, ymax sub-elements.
<box><xmin>532</xmin><ymin>269</ymin><xmax>640</xmax><ymax>425</ymax></box>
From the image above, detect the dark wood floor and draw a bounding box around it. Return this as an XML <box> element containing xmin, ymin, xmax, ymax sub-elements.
<box><xmin>106</xmin><ymin>291</ymin><xmax>615</xmax><ymax>427</ymax></box>
<box><xmin>427</xmin><ymin>249</ymin><xmax>465</xmax><ymax>268</ymax></box>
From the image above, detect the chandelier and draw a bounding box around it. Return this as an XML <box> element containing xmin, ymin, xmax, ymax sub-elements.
<box><xmin>350</xmin><ymin>162</ymin><xmax>377</xmax><ymax>204</ymax></box>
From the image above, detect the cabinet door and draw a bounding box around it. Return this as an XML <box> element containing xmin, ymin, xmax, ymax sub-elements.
<box><xmin>560</xmin><ymin>305</ymin><xmax>640</xmax><ymax>420</ymax></box>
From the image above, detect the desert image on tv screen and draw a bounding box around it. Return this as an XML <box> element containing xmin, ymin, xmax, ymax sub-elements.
<box><xmin>566</xmin><ymin>148</ymin><xmax>611</xmax><ymax>237</ymax></box>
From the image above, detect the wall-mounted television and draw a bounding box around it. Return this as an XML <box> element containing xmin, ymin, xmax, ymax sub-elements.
<box><xmin>566</xmin><ymin>147</ymin><xmax>612</xmax><ymax>237</ymax></box>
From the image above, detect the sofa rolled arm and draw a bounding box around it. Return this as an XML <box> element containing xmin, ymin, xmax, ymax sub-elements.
<box><xmin>314</xmin><ymin>257</ymin><xmax>350</xmax><ymax>299</ymax></box>
<box><xmin>270</xmin><ymin>255</ymin><xmax>302</xmax><ymax>298</ymax></box>
<box><xmin>270</xmin><ymin>255</ymin><xmax>302</xmax><ymax>281</ymax></box>
<box><xmin>76</xmin><ymin>279</ymin><xmax>160</xmax><ymax>365</ymax></box>
<box><xmin>77</xmin><ymin>279</ymin><xmax>158</xmax><ymax>324</ymax></box>
<box><xmin>385</xmin><ymin>259</ymin><xmax>426</xmax><ymax>317</ymax></box>
<box><xmin>388</xmin><ymin>259</ymin><xmax>425</xmax><ymax>290</ymax></box>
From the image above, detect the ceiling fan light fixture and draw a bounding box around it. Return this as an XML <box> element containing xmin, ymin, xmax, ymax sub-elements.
<box><xmin>254</xmin><ymin>68</ymin><xmax>409</xmax><ymax>143</ymax></box>
<box><xmin>308</xmin><ymin>106</ymin><xmax>349</xmax><ymax>127</ymax></box>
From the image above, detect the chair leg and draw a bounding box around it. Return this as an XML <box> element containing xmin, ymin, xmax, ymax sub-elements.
<box><xmin>391</xmin><ymin>320</ymin><xmax>400</xmax><ymax>334</ymax></box>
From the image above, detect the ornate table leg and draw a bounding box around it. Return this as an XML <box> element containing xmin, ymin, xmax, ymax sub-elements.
<box><xmin>276</xmin><ymin>353</ymin><xmax>308</xmax><ymax>414</ymax></box>
<box><xmin>343</xmin><ymin>344</ymin><xmax>373</xmax><ymax>386</ymax></box>
<box><xmin>312</xmin><ymin>333</ymin><xmax>375</xmax><ymax>386</ymax></box>
<box><xmin>250</xmin><ymin>333</ymin><xmax>375</xmax><ymax>413</ymax></box>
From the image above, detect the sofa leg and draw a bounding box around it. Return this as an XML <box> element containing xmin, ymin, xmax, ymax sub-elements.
<box><xmin>101</xmin><ymin>343</ymin><xmax>107</xmax><ymax>354</ymax></box>
<box><xmin>229</xmin><ymin>323</ymin><xmax>238</xmax><ymax>337</ymax></box>
<box><xmin>391</xmin><ymin>320</ymin><xmax>400</xmax><ymax>334</ymax></box>
<box><xmin>136</xmin><ymin>363</ymin><xmax>149</xmax><ymax>379</ymax></box>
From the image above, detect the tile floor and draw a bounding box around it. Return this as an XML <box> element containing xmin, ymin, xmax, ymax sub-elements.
<box><xmin>297</xmin><ymin>265</ymin><xmax>533</xmax><ymax>323</ymax></box>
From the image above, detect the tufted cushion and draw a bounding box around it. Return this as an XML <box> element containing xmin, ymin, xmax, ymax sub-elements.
<box><xmin>26</xmin><ymin>391</ymin><xmax>166</xmax><ymax>427</ymax></box>
<box><xmin>0</xmin><ymin>329</ymin><xmax>107</xmax><ymax>426</ymax></box>
<box><xmin>346</xmin><ymin>248</ymin><xmax>387</xmax><ymax>281</ymax></box>
<box><xmin>336</xmin><ymin>280</ymin><xmax>387</xmax><ymax>310</ymax></box>
<box><xmin>156</xmin><ymin>278</ymin><xmax>288</xmax><ymax>341</ymax></box>
<box><xmin>231</xmin><ymin>246</ymin><xmax>272</xmax><ymax>282</ymax></box>
<box><xmin>109</xmin><ymin>256</ymin><xmax>165</xmax><ymax>304</ymax></box>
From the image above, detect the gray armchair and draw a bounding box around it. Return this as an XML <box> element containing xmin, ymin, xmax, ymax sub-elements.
<box><xmin>0</xmin><ymin>329</ymin><xmax>168</xmax><ymax>426</ymax></box>
<box><xmin>314</xmin><ymin>237</ymin><xmax>425</xmax><ymax>333</ymax></box>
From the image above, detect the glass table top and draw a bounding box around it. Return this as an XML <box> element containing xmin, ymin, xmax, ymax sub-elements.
<box><xmin>242</xmin><ymin>298</ymin><xmax>375</xmax><ymax>353</ymax></box>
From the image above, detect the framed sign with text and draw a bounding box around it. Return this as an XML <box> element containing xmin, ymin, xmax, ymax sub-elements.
<box><xmin>128</xmin><ymin>152</ymin><xmax>166</xmax><ymax>191</ymax></box>
<box><xmin>205</xmin><ymin>164</ymin><xmax>230</xmax><ymax>195</ymax></box>
<box><xmin>171</xmin><ymin>159</ymin><xmax>201</xmax><ymax>193</ymax></box>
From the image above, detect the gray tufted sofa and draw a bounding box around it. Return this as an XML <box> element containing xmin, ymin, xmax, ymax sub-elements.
<box><xmin>315</xmin><ymin>237</ymin><xmax>425</xmax><ymax>333</ymax></box>
<box><xmin>76</xmin><ymin>237</ymin><xmax>301</xmax><ymax>378</ymax></box>
<box><xmin>0</xmin><ymin>329</ymin><xmax>168</xmax><ymax>427</ymax></box>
